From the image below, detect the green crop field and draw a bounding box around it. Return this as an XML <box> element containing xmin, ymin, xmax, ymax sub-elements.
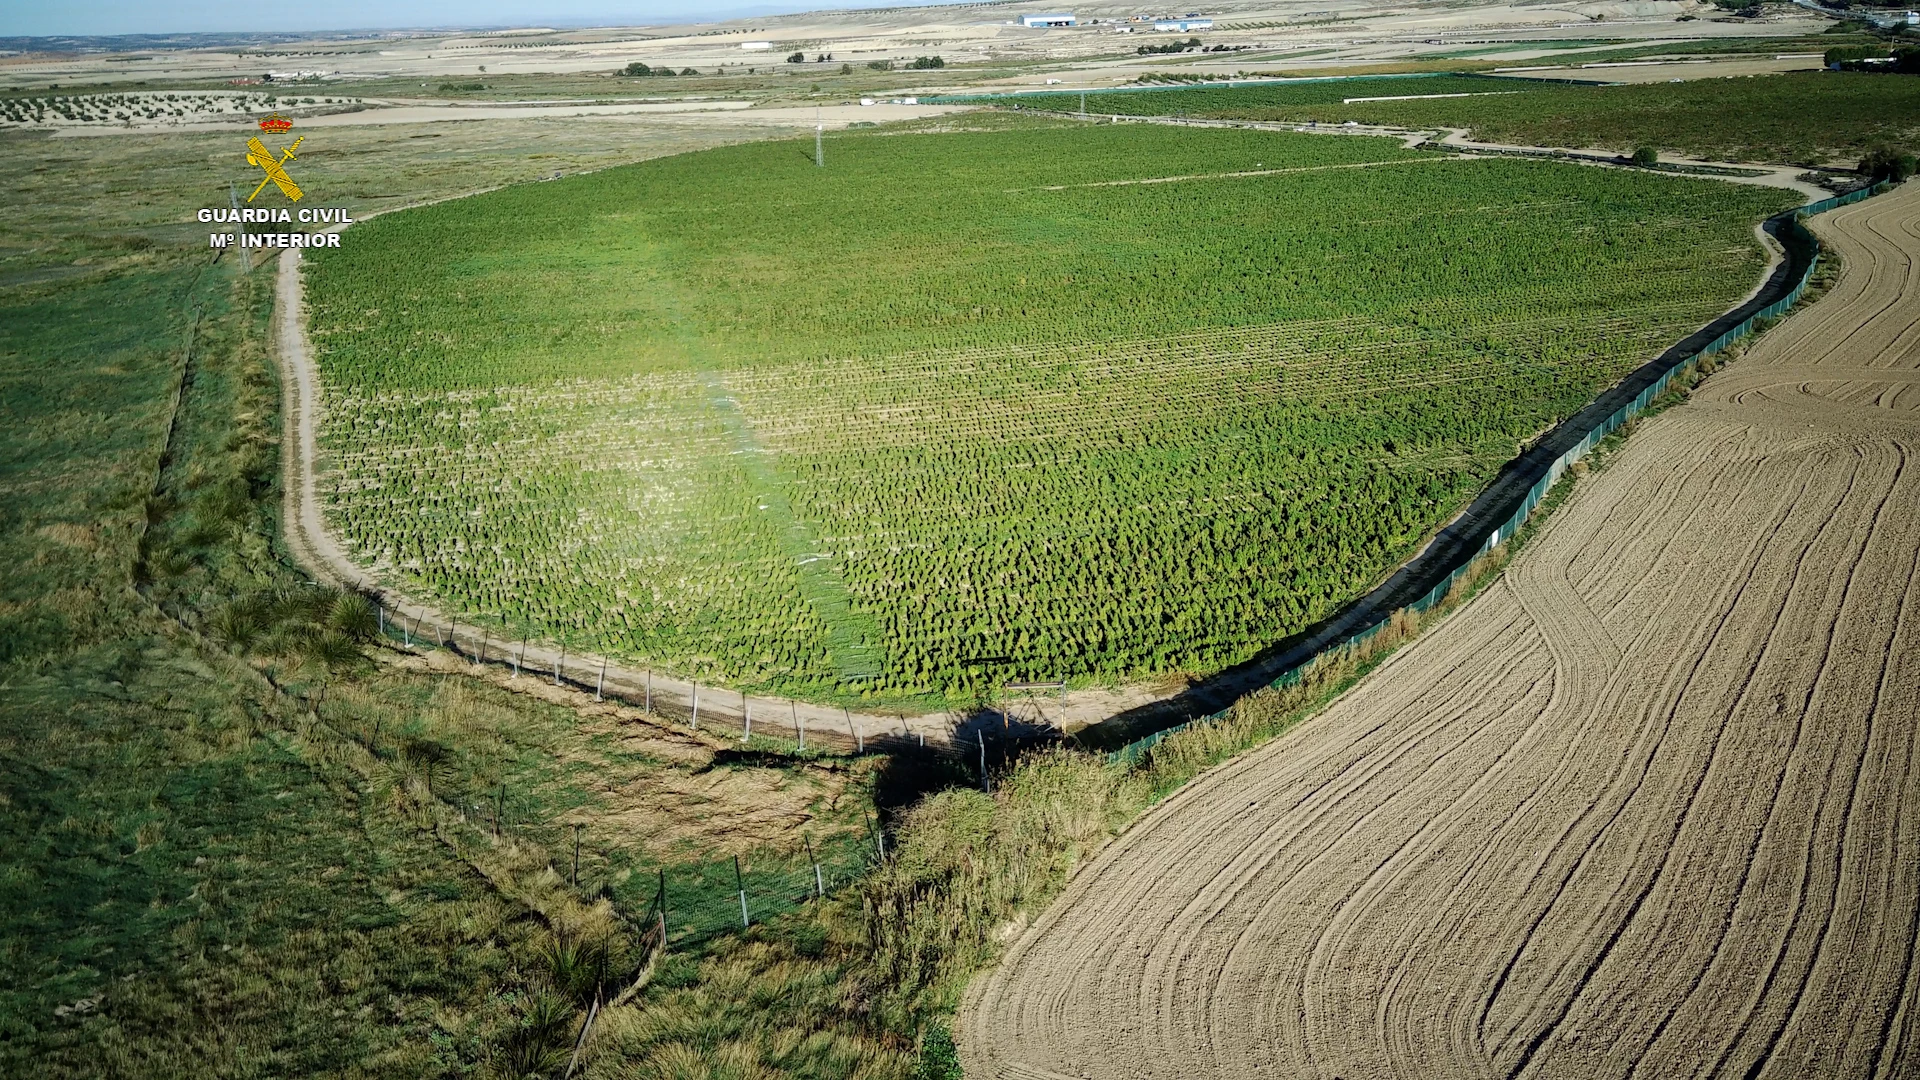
<box><xmin>306</xmin><ymin>117</ymin><xmax>1793</xmax><ymax>705</ymax></box>
<box><xmin>1013</xmin><ymin>72</ymin><xmax>1550</xmax><ymax>111</ymax></box>
<box><xmin>1031</xmin><ymin>71</ymin><xmax>1920</xmax><ymax>164</ymax></box>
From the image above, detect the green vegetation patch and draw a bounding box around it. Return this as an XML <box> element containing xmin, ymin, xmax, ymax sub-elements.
<box><xmin>1014</xmin><ymin>72</ymin><xmax>1547</xmax><ymax>111</ymax></box>
<box><xmin>306</xmin><ymin>121</ymin><xmax>1791</xmax><ymax>705</ymax></box>
<box><xmin>1057</xmin><ymin>70</ymin><xmax>1920</xmax><ymax>163</ymax></box>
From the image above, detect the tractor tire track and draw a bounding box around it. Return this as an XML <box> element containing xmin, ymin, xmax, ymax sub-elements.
<box><xmin>960</xmin><ymin>181</ymin><xmax>1920</xmax><ymax>1080</ymax></box>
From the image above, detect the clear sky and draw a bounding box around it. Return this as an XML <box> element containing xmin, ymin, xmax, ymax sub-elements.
<box><xmin>0</xmin><ymin>0</ymin><xmax>901</xmax><ymax>37</ymax></box>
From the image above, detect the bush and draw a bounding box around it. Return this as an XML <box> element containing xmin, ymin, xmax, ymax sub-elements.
<box><xmin>917</xmin><ymin>1020</ymin><xmax>963</xmax><ymax>1080</ymax></box>
<box><xmin>682</xmin><ymin>67</ymin><xmax>698</xmax><ymax>76</ymax></box>
<box><xmin>868</xmin><ymin>59</ymin><xmax>893</xmax><ymax>70</ymax></box>
<box><xmin>907</xmin><ymin>55</ymin><xmax>945</xmax><ymax>69</ymax></box>
<box><xmin>622</xmin><ymin>61</ymin><xmax>651</xmax><ymax>76</ymax></box>
<box><xmin>788</xmin><ymin>52</ymin><xmax>806</xmax><ymax>64</ymax></box>
<box><xmin>1825</xmin><ymin>44</ymin><xmax>1888</xmax><ymax>67</ymax></box>
<box><xmin>1860</xmin><ymin>144</ymin><xmax>1918</xmax><ymax>181</ymax></box>
<box><xmin>1631</xmin><ymin>145</ymin><xmax>1658</xmax><ymax>166</ymax></box>
<box><xmin>1139</xmin><ymin>36</ymin><xmax>1203</xmax><ymax>55</ymax></box>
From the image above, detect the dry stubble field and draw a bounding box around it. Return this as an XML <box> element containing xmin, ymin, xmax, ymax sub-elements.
<box><xmin>960</xmin><ymin>181</ymin><xmax>1920</xmax><ymax>1080</ymax></box>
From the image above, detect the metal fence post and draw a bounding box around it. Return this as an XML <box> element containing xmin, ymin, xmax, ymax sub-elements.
<box><xmin>734</xmin><ymin>854</ymin><xmax>749</xmax><ymax>929</ymax></box>
<box><xmin>805</xmin><ymin>834</ymin><xmax>824</xmax><ymax>898</ymax></box>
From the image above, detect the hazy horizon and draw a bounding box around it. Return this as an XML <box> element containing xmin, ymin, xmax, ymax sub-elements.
<box><xmin>0</xmin><ymin>0</ymin><xmax>956</xmax><ymax>38</ymax></box>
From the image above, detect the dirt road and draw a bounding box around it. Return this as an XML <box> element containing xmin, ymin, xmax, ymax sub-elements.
<box><xmin>961</xmin><ymin>181</ymin><xmax>1920</xmax><ymax>1079</ymax></box>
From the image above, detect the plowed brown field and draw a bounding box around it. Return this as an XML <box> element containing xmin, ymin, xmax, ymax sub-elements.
<box><xmin>960</xmin><ymin>182</ymin><xmax>1920</xmax><ymax>1080</ymax></box>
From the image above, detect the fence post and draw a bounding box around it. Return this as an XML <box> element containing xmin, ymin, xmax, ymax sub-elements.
<box><xmin>793</xmin><ymin>700</ymin><xmax>804</xmax><ymax>751</ymax></box>
<box><xmin>596</xmin><ymin>657</ymin><xmax>606</xmax><ymax>702</ymax></box>
<box><xmin>691</xmin><ymin>682</ymin><xmax>699</xmax><ymax>730</ymax></box>
<box><xmin>742</xmin><ymin>691</ymin><xmax>751</xmax><ymax>742</ymax></box>
<box><xmin>980</xmin><ymin>731</ymin><xmax>989</xmax><ymax>793</ymax></box>
<box><xmin>645</xmin><ymin>669</ymin><xmax>652</xmax><ymax>713</ymax></box>
<box><xmin>734</xmin><ymin>854</ymin><xmax>749</xmax><ymax>929</ymax></box>
<box><xmin>805</xmin><ymin>834</ymin><xmax>824</xmax><ymax>898</ymax></box>
<box><xmin>555</xmin><ymin>646</ymin><xmax>564</xmax><ymax>687</ymax></box>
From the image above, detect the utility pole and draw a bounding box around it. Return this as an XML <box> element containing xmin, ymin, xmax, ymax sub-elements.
<box><xmin>815</xmin><ymin>107</ymin><xmax>824</xmax><ymax>168</ymax></box>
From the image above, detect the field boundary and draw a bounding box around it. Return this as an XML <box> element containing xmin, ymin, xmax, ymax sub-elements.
<box><xmin>272</xmin><ymin>133</ymin><xmax>1865</xmax><ymax>752</ymax></box>
<box><xmin>1102</xmin><ymin>178</ymin><xmax>1894</xmax><ymax>763</ymax></box>
<box><xmin>923</xmin><ymin>71</ymin><xmax>1608</xmax><ymax>106</ymax></box>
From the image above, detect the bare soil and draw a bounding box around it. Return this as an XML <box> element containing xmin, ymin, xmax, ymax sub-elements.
<box><xmin>960</xmin><ymin>180</ymin><xmax>1920</xmax><ymax>1080</ymax></box>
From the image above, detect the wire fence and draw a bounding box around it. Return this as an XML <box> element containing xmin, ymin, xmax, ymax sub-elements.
<box><xmin>363</xmin><ymin>612</ymin><xmax>960</xmax><ymax>760</ymax></box>
<box><xmin>626</xmin><ymin>831</ymin><xmax>880</xmax><ymax>950</ymax></box>
<box><xmin>1109</xmin><ymin>180</ymin><xmax>1895</xmax><ymax>766</ymax></box>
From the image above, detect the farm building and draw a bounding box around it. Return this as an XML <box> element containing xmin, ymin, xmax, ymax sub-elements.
<box><xmin>1154</xmin><ymin>18</ymin><xmax>1213</xmax><ymax>30</ymax></box>
<box><xmin>1021</xmin><ymin>13</ymin><xmax>1077</xmax><ymax>27</ymax></box>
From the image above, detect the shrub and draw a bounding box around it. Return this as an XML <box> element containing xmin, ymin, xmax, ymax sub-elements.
<box><xmin>868</xmin><ymin>59</ymin><xmax>893</xmax><ymax>70</ymax></box>
<box><xmin>917</xmin><ymin>1020</ymin><xmax>963</xmax><ymax>1080</ymax></box>
<box><xmin>788</xmin><ymin>52</ymin><xmax>806</xmax><ymax>63</ymax></box>
<box><xmin>1631</xmin><ymin>145</ymin><xmax>1658</xmax><ymax>166</ymax></box>
<box><xmin>622</xmin><ymin>61</ymin><xmax>651</xmax><ymax>76</ymax></box>
<box><xmin>907</xmin><ymin>55</ymin><xmax>945</xmax><ymax>69</ymax></box>
<box><xmin>1860</xmin><ymin>144</ymin><xmax>1918</xmax><ymax>181</ymax></box>
<box><xmin>1139</xmin><ymin>37</ymin><xmax>1203</xmax><ymax>55</ymax></box>
<box><xmin>1825</xmin><ymin>44</ymin><xmax>1888</xmax><ymax>67</ymax></box>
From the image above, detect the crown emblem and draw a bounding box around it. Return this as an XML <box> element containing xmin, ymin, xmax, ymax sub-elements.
<box><xmin>257</xmin><ymin>113</ymin><xmax>294</xmax><ymax>135</ymax></box>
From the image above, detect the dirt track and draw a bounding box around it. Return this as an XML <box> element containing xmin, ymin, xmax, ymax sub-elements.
<box><xmin>961</xmin><ymin>182</ymin><xmax>1920</xmax><ymax>1079</ymax></box>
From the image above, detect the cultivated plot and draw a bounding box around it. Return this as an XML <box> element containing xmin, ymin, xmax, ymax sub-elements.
<box><xmin>306</xmin><ymin>120</ymin><xmax>1792</xmax><ymax>703</ymax></box>
<box><xmin>961</xmin><ymin>181</ymin><xmax>1920</xmax><ymax>1080</ymax></box>
<box><xmin>1043</xmin><ymin>71</ymin><xmax>1920</xmax><ymax>164</ymax></box>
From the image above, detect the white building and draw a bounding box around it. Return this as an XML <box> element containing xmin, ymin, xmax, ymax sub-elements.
<box><xmin>1021</xmin><ymin>13</ymin><xmax>1077</xmax><ymax>27</ymax></box>
<box><xmin>740</xmin><ymin>41</ymin><xmax>774</xmax><ymax>50</ymax></box>
<box><xmin>1153</xmin><ymin>18</ymin><xmax>1213</xmax><ymax>31</ymax></box>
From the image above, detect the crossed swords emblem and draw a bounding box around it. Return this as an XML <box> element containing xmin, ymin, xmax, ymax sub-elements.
<box><xmin>245</xmin><ymin>133</ymin><xmax>305</xmax><ymax>203</ymax></box>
